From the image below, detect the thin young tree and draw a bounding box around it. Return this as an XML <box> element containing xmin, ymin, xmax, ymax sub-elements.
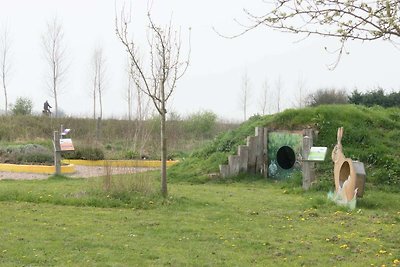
<box><xmin>0</xmin><ymin>26</ymin><xmax>11</xmax><ymax>115</ymax></box>
<box><xmin>240</xmin><ymin>1</ymin><xmax>400</xmax><ymax>68</ymax></box>
<box><xmin>125</xmin><ymin>60</ymin><xmax>133</xmax><ymax>121</ymax></box>
<box><xmin>116</xmin><ymin>8</ymin><xmax>190</xmax><ymax>197</ymax></box>
<box><xmin>92</xmin><ymin>47</ymin><xmax>106</xmax><ymax>120</ymax></box>
<box><xmin>275</xmin><ymin>76</ymin><xmax>282</xmax><ymax>113</ymax></box>
<box><xmin>42</xmin><ymin>17</ymin><xmax>67</xmax><ymax>118</ymax></box>
<box><xmin>240</xmin><ymin>71</ymin><xmax>251</xmax><ymax>121</ymax></box>
<box><xmin>295</xmin><ymin>74</ymin><xmax>307</xmax><ymax>108</ymax></box>
<box><xmin>124</xmin><ymin>59</ymin><xmax>152</xmax><ymax>156</ymax></box>
<box><xmin>259</xmin><ymin>78</ymin><xmax>269</xmax><ymax>115</ymax></box>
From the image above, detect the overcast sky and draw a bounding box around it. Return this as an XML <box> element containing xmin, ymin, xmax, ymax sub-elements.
<box><xmin>1</xmin><ymin>0</ymin><xmax>399</xmax><ymax>121</ymax></box>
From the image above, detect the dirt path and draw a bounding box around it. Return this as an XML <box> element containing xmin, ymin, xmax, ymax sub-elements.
<box><xmin>0</xmin><ymin>165</ymin><xmax>154</xmax><ymax>180</ymax></box>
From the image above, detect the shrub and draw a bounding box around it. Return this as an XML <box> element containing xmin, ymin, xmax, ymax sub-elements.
<box><xmin>63</xmin><ymin>146</ymin><xmax>104</xmax><ymax>160</ymax></box>
<box><xmin>124</xmin><ymin>150</ymin><xmax>139</xmax><ymax>159</ymax></box>
<box><xmin>0</xmin><ymin>144</ymin><xmax>53</xmax><ymax>165</ymax></box>
<box><xmin>349</xmin><ymin>88</ymin><xmax>400</xmax><ymax>108</ymax></box>
<box><xmin>306</xmin><ymin>88</ymin><xmax>348</xmax><ymax>107</ymax></box>
<box><xmin>184</xmin><ymin>111</ymin><xmax>217</xmax><ymax>139</ymax></box>
<box><xmin>11</xmin><ymin>97</ymin><xmax>33</xmax><ymax>115</ymax></box>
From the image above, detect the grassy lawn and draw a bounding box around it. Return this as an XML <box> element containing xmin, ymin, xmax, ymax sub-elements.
<box><xmin>0</xmin><ymin>177</ymin><xmax>399</xmax><ymax>266</ymax></box>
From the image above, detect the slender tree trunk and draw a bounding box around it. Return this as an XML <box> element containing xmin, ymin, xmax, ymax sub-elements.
<box><xmin>160</xmin><ymin>84</ymin><xmax>167</xmax><ymax>197</ymax></box>
<box><xmin>54</xmin><ymin>79</ymin><xmax>58</xmax><ymax>117</ymax></box>
<box><xmin>98</xmin><ymin>82</ymin><xmax>103</xmax><ymax>119</ymax></box>
<box><xmin>1</xmin><ymin>70</ymin><xmax>6</xmax><ymax>115</ymax></box>
<box><xmin>53</xmin><ymin>59</ymin><xmax>58</xmax><ymax>117</ymax></box>
<box><xmin>93</xmin><ymin>72</ymin><xmax>97</xmax><ymax>120</ymax></box>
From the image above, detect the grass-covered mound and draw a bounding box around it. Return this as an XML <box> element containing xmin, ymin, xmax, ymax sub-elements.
<box><xmin>169</xmin><ymin>105</ymin><xmax>400</xmax><ymax>190</ymax></box>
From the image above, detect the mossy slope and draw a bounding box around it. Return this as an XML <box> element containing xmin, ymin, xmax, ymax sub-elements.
<box><xmin>170</xmin><ymin>105</ymin><xmax>400</xmax><ymax>190</ymax></box>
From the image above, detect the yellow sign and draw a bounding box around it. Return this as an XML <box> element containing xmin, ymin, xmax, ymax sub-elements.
<box><xmin>60</xmin><ymin>138</ymin><xmax>75</xmax><ymax>151</ymax></box>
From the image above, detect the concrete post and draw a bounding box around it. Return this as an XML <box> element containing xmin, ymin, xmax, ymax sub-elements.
<box><xmin>238</xmin><ymin>145</ymin><xmax>249</xmax><ymax>173</ymax></box>
<box><xmin>255</xmin><ymin>127</ymin><xmax>264</xmax><ymax>174</ymax></box>
<box><xmin>219</xmin><ymin>164</ymin><xmax>230</xmax><ymax>178</ymax></box>
<box><xmin>246</xmin><ymin>136</ymin><xmax>257</xmax><ymax>174</ymax></box>
<box><xmin>53</xmin><ymin>130</ymin><xmax>61</xmax><ymax>175</ymax></box>
<box><xmin>263</xmin><ymin>128</ymin><xmax>269</xmax><ymax>178</ymax></box>
<box><xmin>228</xmin><ymin>155</ymin><xmax>240</xmax><ymax>176</ymax></box>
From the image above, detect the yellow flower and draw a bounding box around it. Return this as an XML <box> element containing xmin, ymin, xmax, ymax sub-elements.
<box><xmin>378</xmin><ymin>249</ymin><xmax>387</xmax><ymax>254</ymax></box>
<box><xmin>393</xmin><ymin>259</ymin><xmax>400</xmax><ymax>264</ymax></box>
<box><xmin>339</xmin><ymin>244</ymin><xmax>348</xmax><ymax>249</ymax></box>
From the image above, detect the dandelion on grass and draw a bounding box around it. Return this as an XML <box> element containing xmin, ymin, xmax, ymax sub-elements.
<box><xmin>378</xmin><ymin>249</ymin><xmax>387</xmax><ymax>254</ymax></box>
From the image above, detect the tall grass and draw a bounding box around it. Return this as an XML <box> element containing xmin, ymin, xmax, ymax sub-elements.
<box><xmin>98</xmin><ymin>161</ymin><xmax>156</xmax><ymax>197</ymax></box>
<box><xmin>0</xmin><ymin>114</ymin><xmax>238</xmax><ymax>159</ymax></box>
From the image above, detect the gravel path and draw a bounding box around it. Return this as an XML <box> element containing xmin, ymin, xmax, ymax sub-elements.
<box><xmin>0</xmin><ymin>165</ymin><xmax>154</xmax><ymax>180</ymax></box>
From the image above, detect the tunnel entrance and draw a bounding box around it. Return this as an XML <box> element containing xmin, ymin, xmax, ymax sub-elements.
<box><xmin>276</xmin><ymin>146</ymin><xmax>296</xmax><ymax>170</ymax></box>
<box><xmin>267</xmin><ymin>131</ymin><xmax>303</xmax><ymax>179</ymax></box>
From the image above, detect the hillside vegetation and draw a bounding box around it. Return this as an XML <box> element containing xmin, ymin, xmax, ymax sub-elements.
<box><xmin>170</xmin><ymin>105</ymin><xmax>400</xmax><ymax>191</ymax></box>
<box><xmin>0</xmin><ymin>113</ymin><xmax>237</xmax><ymax>161</ymax></box>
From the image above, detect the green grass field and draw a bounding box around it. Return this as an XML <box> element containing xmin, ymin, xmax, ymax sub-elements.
<box><xmin>0</xmin><ymin>175</ymin><xmax>399</xmax><ymax>266</ymax></box>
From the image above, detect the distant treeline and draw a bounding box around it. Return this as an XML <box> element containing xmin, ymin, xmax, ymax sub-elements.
<box><xmin>307</xmin><ymin>88</ymin><xmax>400</xmax><ymax>108</ymax></box>
<box><xmin>348</xmin><ymin>89</ymin><xmax>400</xmax><ymax>108</ymax></box>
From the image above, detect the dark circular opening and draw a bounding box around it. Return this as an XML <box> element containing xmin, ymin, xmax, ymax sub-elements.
<box><xmin>276</xmin><ymin>146</ymin><xmax>296</xmax><ymax>170</ymax></box>
<box><xmin>339</xmin><ymin>161</ymin><xmax>350</xmax><ymax>187</ymax></box>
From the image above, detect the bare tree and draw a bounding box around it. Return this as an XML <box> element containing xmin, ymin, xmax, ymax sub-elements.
<box><xmin>91</xmin><ymin>47</ymin><xmax>106</xmax><ymax>120</ymax></box>
<box><xmin>259</xmin><ymin>78</ymin><xmax>269</xmax><ymax>115</ymax></box>
<box><xmin>0</xmin><ymin>26</ymin><xmax>11</xmax><ymax>115</ymax></box>
<box><xmin>116</xmin><ymin>8</ymin><xmax>191</xmax><ymax>197</ymax></box>
<box><xmin>240</xmin><ymin>71</ymin><xmax>251</xmax><ymax>121</ymax></box>
<box><xmin>240</xmin><ymin>1</ymin><xmax>400</xmax><ymax>68</ymax></box>
<box><xmin>275</xmin><ymin>76</ymin><xmax>282</xmax><ymax>113</ymax></box>
<box><xmin>42</xmin><ymin>17</ymin><xmax>67</xmax><ymax>117</ymax></box>
<box><xmin>124</xmin><ymin>58</ymin><xmax>152</xmax><ymax>157</ymax></box>
<box><xmin>125</xmin><ymin>60</ymin><xmax>133</xmax><ymax>121</ymax></box>
<box><xmin>294</xmin><ymin>74</ymin><xmax>307</xmax><ymax>108</ymax></box>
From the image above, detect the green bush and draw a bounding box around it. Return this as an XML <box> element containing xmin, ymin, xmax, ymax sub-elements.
<box><xmin>63</xmin><ymin>146</ymin><xmax>104</xmax><ymax>160</ymax></box>
<box><xmin>11</xmin><ymin>97</ymin><xmax>33</xmax><ymax>116</ymax></box>
<box><xmin>183</xmin><ymin>111</ymin><xmax>217</xmax><ymax>139</ymax></box>
<box><xmin>124</xmin><ymin>150</ymin><xmax>139</xmax><ymax>159</ymax></box>
<box><xmin>0</xmin><ymin>144</ymin><xmax>53</xmax><ymax>165</ymax></box>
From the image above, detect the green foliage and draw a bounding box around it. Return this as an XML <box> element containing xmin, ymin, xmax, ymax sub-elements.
<box><xmin>63</xmin><ymin>146</ymin><xmax>104</xmax><ymax>160</ymax></box>
<box><xmin>169</xmin><ymin>151</ymin><xmax>228</xmax><ymax>183</ymax></box>
<box><xmin>0</xmin><ymin>113</ymin><xmax>238</xmax><ymax>159</ymax></box>
<box><xmin>0</xmin><ymin>144</ymin><xmax>53</xmax><ymax>164</ymax></box>
<box><xmin>183</xmin><ymin>110</ymin><xmax>217</xmax><ymax>139</ymax></box>
<box><xmin>349</xmin><ymin>88</ymin><xmax>400</xmax><ymax>108</ymax></box>
<box><xmin>11</xmin><ymin>97</ymin><xmax>33</xmax><ymax>115</ymax></box>
<box><xmin>124</xmin><ymin>150</ymin><xmax>140</xmax><ymax>159</ymax></box>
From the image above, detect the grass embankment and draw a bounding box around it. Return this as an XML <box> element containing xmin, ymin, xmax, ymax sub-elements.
<box><xmin>0</xmin><ymin>176</ymin><xmax>399</xmax><ymax>266</ymax></box>
<box><xmin>170</xmin><ymin>105</ymin><xmax>400</xmax><ymax>190</ymax></box>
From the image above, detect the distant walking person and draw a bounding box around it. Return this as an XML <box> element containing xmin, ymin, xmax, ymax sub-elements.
<box><xmin>43</xmin><ymin>100</ymin><xmax>52</xmax><ymax>115</ymax></box>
